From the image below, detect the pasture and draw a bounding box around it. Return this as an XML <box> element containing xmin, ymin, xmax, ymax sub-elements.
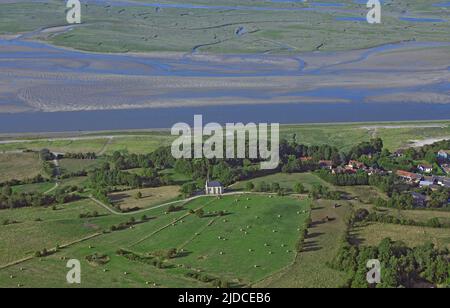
<box><xmin>109</xmin><ymin>186</ymin><xmax>181</xmax><ymax>211</ymax></box>
<box><xmin>352</xmin><ymin>222</ymin><xmax>450</xmax><ymax>250</ymax></box>
<box><xmin>257</xmin><ymin>199</ymin><xmax>352</xmax><ymax>288</ymax></box>
<box><xmin>59</xmin><ymin>159</ymin><xmax>100</xmax><ymax>175</ymax></box>
<box><xmin>1</xmin><ymin>122</ymin><xmax>449</xmax><ymax>156</ymax></box>
<box><xmin>233</xmin><ymin>172</ymin><xmax>333</xmax><ymax>192</ymax></box>
<box><xmin>0</xmin><ymin>152</ymin><xmax>42</xmax><ymax>183</ymax></box>
<box><xmin>0</xmin><ymin>194</ymin><xmax>310</xmax><ymax>287</ymax></box>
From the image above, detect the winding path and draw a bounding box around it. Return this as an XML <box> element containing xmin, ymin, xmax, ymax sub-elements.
<box><xmin>89</xmin><ymin>191</ymin><xmax>250</xmax><ymax>216</ymax></box>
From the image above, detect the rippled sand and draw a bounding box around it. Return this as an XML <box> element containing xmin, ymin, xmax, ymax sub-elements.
<box><xmin>0</xmin><ymin>40</ymin><xmax>449</xmax><ymax>113</ymax></box>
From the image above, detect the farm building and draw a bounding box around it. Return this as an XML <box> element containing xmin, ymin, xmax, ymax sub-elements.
<box><xmin>437</xmin><ymin>150</ymin><xmax>450</xmax><ymax>160</ymax></box>
<box><xmin>319</xmin><ymin>160</ymin><xmax>333</xmax><ymax>170</ymax></box>
<box><xmin>396</xmin><ymin>170</ymin><xmax>423</xmax><ymax>184</ymax></box>
<box><xmin>417</xmin><ymin>163</ymin><xmax>433</xmax><ymax>174</ymax></box>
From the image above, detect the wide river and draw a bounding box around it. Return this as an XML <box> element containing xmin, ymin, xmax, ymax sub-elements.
<box><xmin>1</xmin><ymin>103</ymin><xmax>450</xmax><ymax>133</ymax></box>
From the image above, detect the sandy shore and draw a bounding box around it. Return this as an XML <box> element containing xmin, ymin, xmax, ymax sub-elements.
<box><xmin>0</xmin><ymin>39</ymin><xmax>450</xmax><ymax>113</ymax></box>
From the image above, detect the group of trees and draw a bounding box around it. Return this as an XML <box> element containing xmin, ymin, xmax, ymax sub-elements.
<box><xmin>374</xmin><ymin>187</ymin><xmax>450</xmax><ymax>209</ymax></box>
<box><xmin>374</xmin><ymin>193</ymin><xmax>417</xmax><ymax>210</ymax></box>
<box><xmin>309</xmin><ymin>184</ymin><xmax>342</xmax><ymax>200</ymax></box>
<box><xmin>0</xmin><ymin>185</ymin><xmax>80</xmax><ymax>210</ymax></box>
<box><xmin>107</xmin><ymin>148</ymin><xmax>175</xmax><ymax>171</ymax></box>
<box><xmin>355</xmin><ymin>208</ymin><xmax>446</xmax><ymax>228</ymax></box>
<box><xmin>64</xmin><ymin>152</ymin><xmax>97</xmax><ymax>160</ymax></box>
<box><xmin>89</xmin><ymin>164</ymin><xmax>166</xmax><ymax>191</ymax></box>
<box><xmin>39</xmin><ymin>149</ymin><xmax>56</xmax><ymax>161</ymax></box>
<box><xmin>316</xmin><ymin>169</ymin><xmax>369</xmax><ymax>186</ymax></box>
<box><xmin>332</xmin><ymin>238</ymin><xmax>449</xmax><ymax>288</ymax></box>
<box><xmin>0</xmin><ymin>174</ymin><xmax>48</xmax><ymax>187</ymax></box>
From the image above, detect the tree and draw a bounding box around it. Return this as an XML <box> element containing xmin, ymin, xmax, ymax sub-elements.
<box><xmin>195</xmin><ymin>209</ymin><xmax>205</xmax><ymax>218</ymax></box>
<box><xmin>2</xmin><ymin>185</ymin><xmax>12</xmax><ymax>197</ymax></box>
<box><xmin>255</xmin><ymin>181</ymin><xmax>269</xmax><ymax>192</ymax></box>
<box><xmin>293</xmin><ymin>182</ymin><xmax>306</xmax><ymax>194</ymax></box>
<box><xmin>166</xmin><ymin>248</ymin><xmax>178</xmax><ymax>259</ymax></box>
<box><xmin>135</xmin><ymin>191</ymin><xmax>143</xmax><ymax>200</ymax></box>
<box><xmin>246</xmin><ymin>182</ymin><xmax>255</xmax><ymax>192</ymax></box>
<box><xmin>271</xmin><ymin>182</ymin><xmax>281</xmax><ymax>193</ymax></box>
<box><xmin>424</xmin><ymin>150</ymin><xmax>437</xmax><ymax>164</ymax></box>
<box><xmin>180</xmin><ymin>182</ymin><xmax>197</xmax><ymax>197</ymax></box>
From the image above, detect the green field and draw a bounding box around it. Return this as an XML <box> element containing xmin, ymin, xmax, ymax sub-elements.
<box><xmin>1</xmin><ymin>121</ymin><xmax>449</xmax><ymax>158</ymax></box>
<box><xmin>59</xmin><ymin>159</ymin><xmax>100</xmax><ymax>175</ymax></box>
<box><xmin>257</xmin><ymin>199</ymin><xmax>352</xmax><ymax>288</ymax></box>
<box><xmin>109</xmin><ymin>186</ymin><xmax>181</xmax><ymax>210</ymax></box>
<box><xmin>0</xmin><ymin>194</ymin><xmax>310</xmax><ymax>287</ymax></box>
<box><xmin>233</xmin><ymin>172</ymin><xmax>333</xmax><ymax>192</ymax></box>
<box><xmin>0</xmin><ymin>153</ymin><xmax>42</xmax><ymax>183</ymax></box>
<box><xmin>352</xmin><ymin>222</ymin><xmax>450</xmax><ymax>250</ymax></box>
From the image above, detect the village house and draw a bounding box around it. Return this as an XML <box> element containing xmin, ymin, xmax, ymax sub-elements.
<box><xmin>347</xmin><ymin>160</ymin><xmax>366</xmax><ymax>170</ymax></box>
<box><xmin>437</xmin><ymin>150</ymin><xmax>450</xmax><ymax>161</ymax></box>
<box><xmin>299</xmin><ymin>156</ymin><xmax>313</xmax><ymax>162</ymax></box>
<box><xmin>332</xmin><ymin>166</ymin><xmax>349</xmax><ymax>175</ymax></box>
<box><xmin>319</xmin><ymin>160</ymin><xmax>333</xmax><ymax>170</ymax></box>
<box><xmin>205</xmin><ymin>180</ymin><xmax>224</xmax><ymax>195</ymax></box>
<box><xmin>440</xmin><ymin>163</ymin><xmax>450</xmax><ymax>175</ymax></box>
<box><xmin>396</xmin><ymin>170</ymin><xmax>423</xmax><ymax>184</ymax></box>
<box><xmin>419</xmin><ymin>176</ymin><xmax>438</xmax><ymax>188</ymax></box>
<box><xmin>437</xmin><ymin>177</ymin><xmax>450</xmax><ymax>189</ymax></box>
<box><xmin>393</xmin><ymin>149</ymin><xmax>405</xmax><ymax>158</ymax></box>
<box><xmin>417</xmin><ymin>163</ymin><xmax>433</xmax><ymax>174</ymax></box>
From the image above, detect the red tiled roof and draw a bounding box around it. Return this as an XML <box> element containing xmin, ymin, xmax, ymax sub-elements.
<box><xmin>300</xmin><ymin>156</ymin><xmax>313</xmax><ymax>161</ymax></box>
<box><xmin>396</xmin><ymin>170</ymin><xmax>422</xmax><ymax>179</ymax></box>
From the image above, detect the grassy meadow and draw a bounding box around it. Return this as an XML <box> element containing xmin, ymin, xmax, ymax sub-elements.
<box><xmin>0</xmin><ymin>153</ymin><xmax>42</xmax><ymax>182</ymax></box>
<box><xmin>352</xmin><ymin>222</ymin><xmax>450</xmax><ymax>250</ymax></box>
<box><xmin>0</xmin><ymin>194</ymin><xmax>310</xmax><ymax>287</ymax></box>
<box><xmin>109</xmin><ymin>186</ymin><xmax>181</xmax><ymax>211</ymax></box>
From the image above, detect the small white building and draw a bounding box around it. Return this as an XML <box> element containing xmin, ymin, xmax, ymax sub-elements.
<box><xmin>205</xmin><ymin>181</ymin><xmax>224</xmax><ymax>195</ymax></box>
